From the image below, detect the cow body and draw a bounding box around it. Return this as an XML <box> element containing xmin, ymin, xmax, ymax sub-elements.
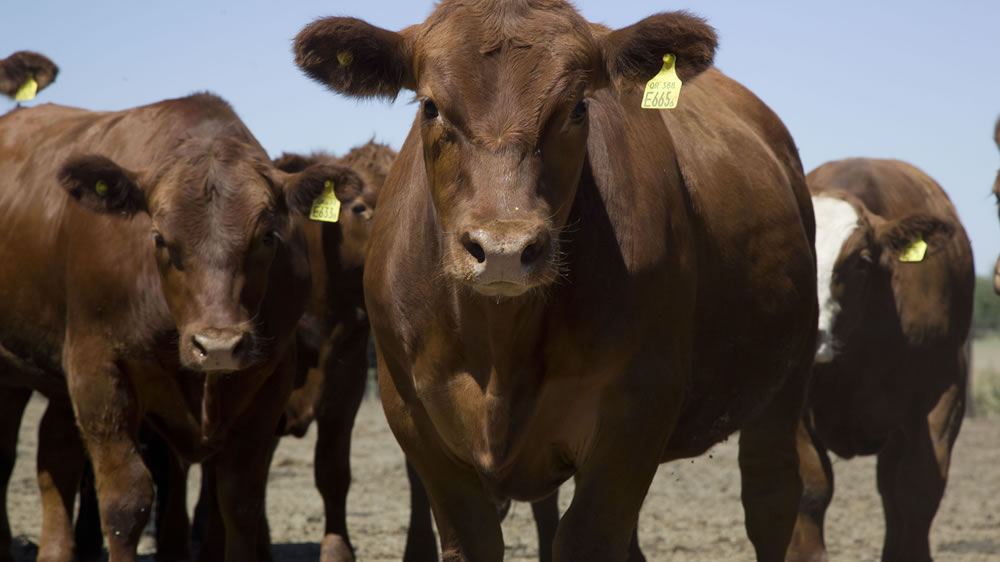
<box><xmin>0</xmin><ymin>94</ymin><xmax>358</xmax><ymax>562</ymax></box>
<box><xmin>793</xmin><ymin>158</ymin><xmax>973</xmax><ymax>561</ymax></box>
<box><xmin>295</xmin><ymin>2</ymin><xmax>817</xmax><ymax>560</ymax></box>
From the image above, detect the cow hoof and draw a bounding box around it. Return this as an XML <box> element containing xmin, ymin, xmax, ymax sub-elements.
<box><xmin>320</xmin><ymin>535</ymin><xmax>355</xmax><ymax>562</ymax></box>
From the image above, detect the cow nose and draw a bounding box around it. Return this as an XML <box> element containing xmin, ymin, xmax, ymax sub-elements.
<box><xmin>190</xmin><ymin>330</ymin><xmax>249</xmax><ymax>371</ymax></box>
<box><xmin>462</xmin><ymin>226</ymin><xmax>549</xmax><ymax>269</ymax></box>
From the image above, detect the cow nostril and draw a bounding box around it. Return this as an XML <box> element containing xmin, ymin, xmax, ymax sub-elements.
<box><xmin>461</xmin><ymin>233</ymin><xmax>486</xmax><ymax>264</ymax></box>
<box><xmin>521</xmin><ymin>241</ymin><xmax>543</xmax><ymax>266</ymax></box>
<box><xmin>191</xmin><ymin>336</ymin><xmax>208</xmax><ymax>358</ymax></box>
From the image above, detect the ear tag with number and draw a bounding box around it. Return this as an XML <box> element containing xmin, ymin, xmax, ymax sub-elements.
<box><xmin>15</xmin><ymin>72</ymin><xmax>38</xmax><ymax>102</ymax></box>
<box><xmin>641</xmin><ymin>54</ymin><xmax>682</xmax><ymax>110</ymax></box>
<box><xmin>898</xmin><ymin>233</ymin><xmax>928</xmax><ymax>263</ymax></box>
<box><xmin>309</xmin><ymin>180</ymin><xmax>341</xmax><ymax>223</ymax></box>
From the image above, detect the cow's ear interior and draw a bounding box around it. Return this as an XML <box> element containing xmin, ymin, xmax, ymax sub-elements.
<box><xmin>875</xmin><ymin>213</ymin><xmax>954</xmax><ymax>264</ymax></box>
<box><xmin>598</xmin><ymin>11</ymin><xmax>717</xmax><ymax>87</ymax></box>
<box><xmin>294</xmin><ymin>17</ymin><xmax>416</xmax><ymax>100</ymax></box>
<box><xmin>58</xmin><ymin>154</ymin><xmax>148</xmax><ymax>216</ymax></box>
<box><xmin>283</xmin><ymin>163</ymin><xmax>365</xmax><ymax>216</ymax></box>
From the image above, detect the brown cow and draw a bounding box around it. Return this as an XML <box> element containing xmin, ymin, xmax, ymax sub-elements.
<box><xmin>992</xmin><ymin>118</ymin><xmax>1000</xmax><ymax>294</ymax></box>
<box><xmin>294</xmin><ymin>2</ymin><xmax>818</xmax><ymax>560</ymax></box>
<box><xmin>0</xmin><ymin>50</ymin><xmax>58</xmax><ymax>101</ymax></box>
<box><xmin>790</xmin><ymin>158</ymin><xmax>973</xmax><ymax>561</ymax></box>
<box><xmin>0</xmin><ymin>93</ymin><xmax>362</xmax><ymax>562</ymax></box>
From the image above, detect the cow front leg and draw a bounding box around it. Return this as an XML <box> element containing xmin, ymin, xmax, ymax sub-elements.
<box><xmin>738</xmin><ymin>367</ymin><xmax>808</xmax><ymax>562</ymax></box>
<box><xmin>530</xmin><ymin>492</ymin><xmax>559</xmax><ymax>562</ymax></box>
<box><xmin>36</xmin><ymin>398</ymin><xmax>87</xmax><ymax>562</ymax></box>
<box><xmin>786</xmin><ymin>416</ymin><xmax>833</xmax><ymax>562</ymax></box>
<box><xmin>314</xmin><ymin>331</ymin><xmax>369</xmax><ymax>562</ymax></box>
<box><xmin>878</xmin><ymin>381</ymin><xmax>964</xmax><ymax>562</ymax></box>
<box><xmin>0</xmin><ymin>386</ymin><xmax>31</xmax><ymax>562</ymax></box>
<box><xmin>402</xmin><ymin>459</ymin><xmax>438</xmax><ymax>562</ymax></box>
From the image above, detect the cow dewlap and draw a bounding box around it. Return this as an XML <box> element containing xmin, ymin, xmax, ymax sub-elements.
<box><xmin>641</xmin><ymin>54</ymin><xmax>682</xmax><ymax>110</ymax></box>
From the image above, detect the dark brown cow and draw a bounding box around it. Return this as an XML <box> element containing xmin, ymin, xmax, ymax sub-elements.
<box><xmin>0</xmin><ymin>93</ymin><xmax>361</xmax><ymax>562</ymax></box>
<box><xmin>0</xmin><ymin>51</ymin><xmax>58</xmax><ymax>101</ymax></box>
<box><xmin>294</xmin><ymin>2</ymin><xmax>818</xmax><ymax>561</ymax></box>
<box><xmin>992</xmin><ymin>118</ymin><xmax>1000</xmax><ymax>294</ymax></box>
<box><xmin>791</xmin><ymin>158</ymin><xmax>973</xmax><ymax>561</ymax></box>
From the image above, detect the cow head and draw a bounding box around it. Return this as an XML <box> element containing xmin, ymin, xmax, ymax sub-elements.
<box><xmin>294</xmin><ymin>1</ymin><xmax>716</xmax><ymax>297</ymax></box>
<box><xmin>812</xmin><ymin>192</ymin><xmax>953</xmax><ymax>363</ymax></box>
<box><xmin>992</xmin><ymin>117</ymin><xmax>1000</xmax><ymax>294</ymax></box>
<box><xmin>58</xmin><ymin>137</ymin><xmax>363</xmax><ymax>373</ymax></box>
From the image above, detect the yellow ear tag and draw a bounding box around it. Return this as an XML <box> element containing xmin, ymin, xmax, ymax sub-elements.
<box><xmin>14</xmin><ymin>72</ymin><xmax>38</xmax><ymax>102</ymax></box>
<box><xmin>641</xmin><ymin>54</ymin><xmax>682</xmax><ymax>110</ymax></box>
<box><xmin>95</xmin><ymin>180</ymin><xmax>109</xmax><ymax>197</ymax></box>
<box><xmin>309</xmin><ymin>180</ymin><xmax>341</xmax><ymax>223</ymax></box>
<box><xmin>898</xmin><ymin>233</ymin><xmax>928</xmax><ymax>263</ymax></box>
<box><xmin>337</xmin><ymin>51</ymin><xmax>353</xmax><ymax>67</ymax></box>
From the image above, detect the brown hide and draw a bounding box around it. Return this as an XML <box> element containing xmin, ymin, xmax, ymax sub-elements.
<box><xmin>794</xmin><ymin>158</ymin><xmax>973</xmax><ymax>561</ymax></box>
<box><xmin>296</xmin><ymin>1</ymin><xmax>817</xmax><ymax>560</ymax></box>
<box><xmin>0</xmin><ymin>51</ymin><xmax>58</xmax><ymax>99</ymax></box>
<box><xmin>0</xmin><ymin>93</ymin><xmax>360</xmax><ymax>561</ymax></box>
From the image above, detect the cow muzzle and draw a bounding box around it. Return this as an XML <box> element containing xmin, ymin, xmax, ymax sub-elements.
<box><xmin>455</xmin><ymin>220</ymin><xmax>554</xmax><ymax>297</ymax></box>
<box><xmin>186</xmin><ymin>328</ymin><xmax>254</xmax><ymax>372</ymax></box>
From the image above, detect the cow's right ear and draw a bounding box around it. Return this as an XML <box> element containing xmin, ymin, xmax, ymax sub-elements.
<box><xmin>294</xmin><ymin>17</ymin><xmax>416</xmax><ymax>100</ymax></box>
<box><xmin>273</xmin><ymin>152</ymin><xmax>317</xmax><ymax>174</ymax></box>
<box><xmin>598</xmin><ymin>11</ymin><xmax>717</xmax><ymax>88</ymax></box>
<box><xmin>282</xmin><ymin>163</ymin><xmax>365</xmax><ymax>216</ymax></box>
<box><xmin>58</xmin><ymin>154</ymin><xmax>148</xmax><ymax>217</ymax></box>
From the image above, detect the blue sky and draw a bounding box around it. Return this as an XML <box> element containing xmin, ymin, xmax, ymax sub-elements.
<box><xmin>4</xmin><ymin>0</ymin><xmax>999</xmax><ymax>274</ymax></box>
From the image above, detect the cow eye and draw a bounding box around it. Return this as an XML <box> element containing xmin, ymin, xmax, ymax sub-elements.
<box><xmin>570</xmin><ymin>100</ymin><xmax>587</xmax><ymax>123</ymax></box>
<box><xmin>153</xmin><ymin>231</ymin><xmax>167</xmax><ymax>248</ymax></box>
<box><xmin>352</xmin><ymin>203</ymin><xmax>367</xmax><ymax>215</ymax></box>
<box><xmin>423</xmin><ymin>99</ymin><xmax>439</xmax><ymax>120</ymax></box>
<box><xmin>856</xmin><ymin>250</ymin><xmax>873</xmax><ymax>269</ymax></box>
<box><xmin>261</xmin><ymin>230</ymin><xmax>280</xmax><ymax>248</ymax></box>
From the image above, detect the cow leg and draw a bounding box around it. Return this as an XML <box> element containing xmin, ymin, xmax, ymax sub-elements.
<box><xmin>786</xmin><ymin>416</ymin><xmax>833</xmax><ymax>562</ymax></box>
<box><xmin>141</xmin><ymin>425</ymin><xmax>191</xmax><ymax>562</ymax></box>
<box><xmin>738</xmin><ymin>367</ymin><xmax>808</xmax><ymax>562</ymax></box>
<box><xmin>402</xmin><ymin>459</ymin><xmax>438</xmax><ymax>562</ymax></box>
<box><xmin>530</xmin><ymin>493</ymin><xmax>558</xmax><ymax>562</ymax></box>
<box><xmin>0</xmin><ymin>387</ymin><xmax>31</xmax><ymax>562</ymax></box>
<box><xmin>877</xmin><ymin>380</ymin><xmax>964</xmax><ymax>562</ymax></box>
<box><xmin>67</xmin><ymin>356</ymin><xmax>152</xmax><ymax>562</ymax></box>
<box><xmin>74</xmin><ymin>462</ymin><xmax>104</xmax><ymax>562</ymax></box>
<box><xmin>36</xmin><ymin>398</ymin><xmax>87</xmax><ymax>562</ymax></box>
<box><xmin>313</xmin><ymin>330</ymin><xmax>368</xmax><ymax>562</ymax></box>
<box><xmin>552</xmin><ymin>379</ymin><xmax>681</xmax><ymax>562</ymax></box>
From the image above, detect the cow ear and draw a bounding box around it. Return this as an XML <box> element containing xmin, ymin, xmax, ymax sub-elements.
<box><xmin>598</xmin><ymin>11</ymin><xmax>717</xmax><ymax>87</ymax></box>
<box><xmin>0</xmin><ymin>50</ymin><xmax>59</xmax><ymax>99</ymax></box>
<box><xmin>993</xmin><ymin>116</ymin><xmax>1000</xmax><ymax>150</ymax></box>
<box><xmin>294</xmin><ymin>17</ymin><xmax>416</xmax><ymax>100</ymax></box>
<box><xmin>283</xmin><ymin>163</ymin><xmax>365</xmax><ymax>216</ymax></box>
<box><xmin>875</xmin><ymin>213</ymin><xmax>954</xmax><ymax>265</ymax></box>
<box><xmin>273</xmin><ymin>152</ymin><xmax>316</xmax><ymax>174</ymax></box>
<box><xmin>58</xmin><ymin>154</ymin><xmax>148</xmax><ymax>216</ymax></box>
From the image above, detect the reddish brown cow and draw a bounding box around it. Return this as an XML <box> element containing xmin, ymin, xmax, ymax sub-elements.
<box><xmin>0</xmin><ymin>93</ymin><xmax>362</xmax><ymax>562</ymax></box>
<box><xmin>0</xmin><ymin>50</ymin><xmax>58</xmax><ymax>101</ymax></box>
<box><xmin>294</xmin><ymin>1</ymin><xmax>818</xmax><ymax>560</ymax></box>
<box><xmin>992</xmin><ymin>118</ymin><xmax>1000</xmax><ymax>294</ymax></box>
<box><xmin>791</xmin><ymin>158</ymin><xmax>973</xmax><ymax>561</ymax></box>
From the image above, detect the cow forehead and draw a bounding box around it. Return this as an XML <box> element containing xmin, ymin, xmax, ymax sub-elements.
<box><xmin>813</xmin><ymin>196</ymin><xmax>861</xmax><ymax>281</ymax></box>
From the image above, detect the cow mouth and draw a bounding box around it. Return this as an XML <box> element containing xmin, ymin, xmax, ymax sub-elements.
<box><xmin>471</xmin><ymin>280</ymin><xmax>535</xmax><ymax>298</ymax></box>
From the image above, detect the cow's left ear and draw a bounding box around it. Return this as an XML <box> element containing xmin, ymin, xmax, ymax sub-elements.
<box><xmin>598</xmin><ymin>11</ymin><xmax>717</xmax><ymax>87</ymax></box>
<box><xmin>282</xmin><ymin>163</ymin><xmax>364</xmax><ymax>216</ymax></box>
<box><xmin>875</xmin><ymin>213</ymin><xmax>954</xmax><ymax>265</ymax></box>
<box><xmin>58</xmin><ymin>154</ymin><xmax>148</xmax><ymax>217</ymax></box>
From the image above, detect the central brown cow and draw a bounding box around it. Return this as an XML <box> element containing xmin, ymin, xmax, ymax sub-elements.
<box><xmin>294</xmin><ymin>1</ymin><xmax>818</xmax><ymax>561</ymax></box>
<box><xmin>0</xmin><ymin>93</ymin><xmax>361</xmax><ymax>562</ymax></box>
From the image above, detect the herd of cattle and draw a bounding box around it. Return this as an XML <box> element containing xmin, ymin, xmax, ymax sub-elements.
<box><xmin>0</xmin><ymin>1</ymin><xmax>988</xmax><ymax>561</ymax></box>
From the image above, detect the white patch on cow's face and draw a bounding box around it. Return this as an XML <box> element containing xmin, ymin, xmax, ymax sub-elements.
<box><xmin>812</xmin><ymin>196</ymin><xmax>860</xmax><ymax>363</ymax></box>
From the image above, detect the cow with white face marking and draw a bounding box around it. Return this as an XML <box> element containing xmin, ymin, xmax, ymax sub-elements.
<box><xmin>790</xmin><ymin>158</ymin><xmax>974</xmax><ymax>562</ymax></box>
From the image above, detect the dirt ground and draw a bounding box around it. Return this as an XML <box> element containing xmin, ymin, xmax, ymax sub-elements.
<box><xmin>7</xmin><ymin>392</ymin><xmax>999</xmax><ymax>562</ymax></box>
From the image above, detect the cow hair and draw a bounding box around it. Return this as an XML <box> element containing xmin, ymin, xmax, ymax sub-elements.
<box><xmin>58</xmin><ymin>154</ymin><xmax>147</xmax><ymax>217</ymax></box>
<box><xmin>877</xmin><ymin>213</ymin><xmax>954</xmax><ymax>256</ymax></box>
<box><xmin>294</xmin><ymin>17</ymin><xmax>413</xmax><ymax>100</ymax></box>
<box><xmin>600</xmin><ymin>12</ymin><xmax>717</xmax><ymax>83</ymax></box>
<box><xmin>0</xmin><ymin>51</ymin><xmax>59</xmax><ymax>99</ymax></box>
<box><xmin>338</xmin><ymin>139</ymin><xmax>397</xmax><ymax>189</ymax></box>
<box><xmin>284</xmin><ymin>162</ymin><xmax>365</xmax><ymax>216</ymax></box>
<box><xmin>273</xmin><ymin>152</ymin><xmax>317</xmax><ymax>174</ymax></box>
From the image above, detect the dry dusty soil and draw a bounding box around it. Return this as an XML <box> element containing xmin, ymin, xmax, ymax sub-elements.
<box><xmin>7</xmin><ymin>392</ymin><xmax>999</xmax><ymax>561</ymax></box>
